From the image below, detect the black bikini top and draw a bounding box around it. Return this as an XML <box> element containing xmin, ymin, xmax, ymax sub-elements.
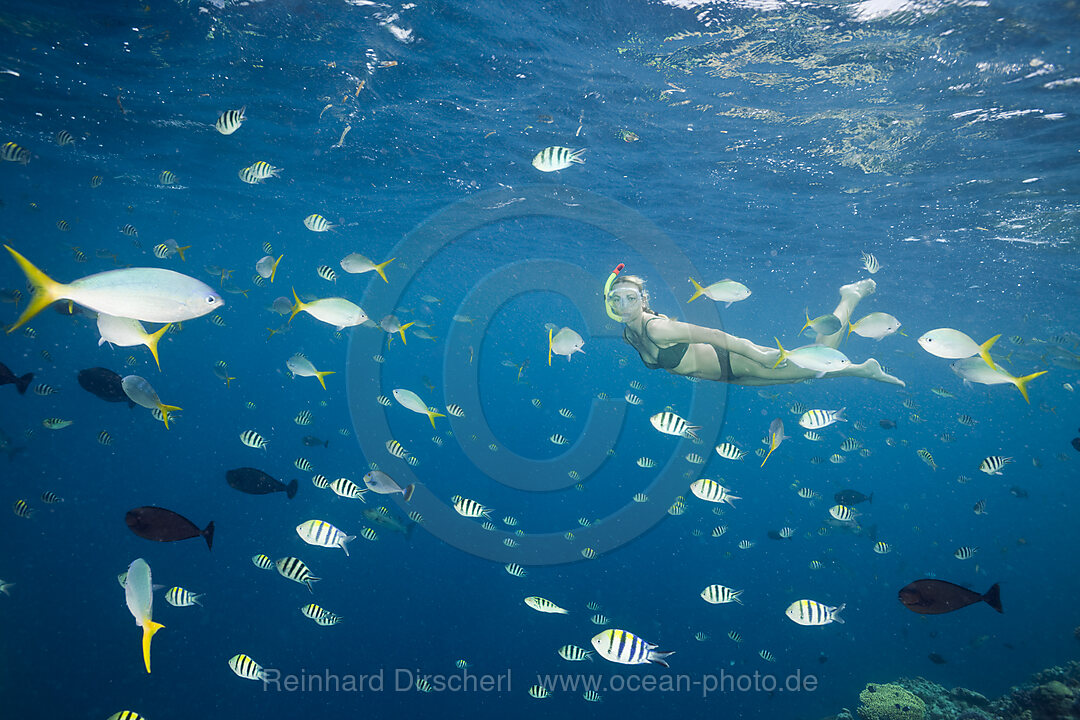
<box><xmin>624</xmin><ymin>317</ymin><xmax>690</xmax><ymax>370</ymax></box>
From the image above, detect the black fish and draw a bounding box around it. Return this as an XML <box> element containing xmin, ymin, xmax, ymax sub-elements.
<box><xmin>226</xmin><ymin>467</ymin><xmax>298</xmax><ymax>499</ymax></box>
<box><xmin>78</xmin><ymin>367</ymin><xmax>134</xmax><ymax>407</ymax></box>
<box><xmin>928</xmin><ymin>653</ymin><xmax>947</xmax><ymax>665</ymax></box>
<box><xmin>1071</xmin><ymin>437</ymin><xmax>1080</xmax><ymax>453</ymax></box>
<box><xmin>898</xmin><ymin>579</ymin><xmax>1002</xmax><ymax>615</ymax></box>
<box><xmin>125</xmin><ymin>506</ymin><xmax>214</xmax><ymax>550</ymax></box>
<box><xmin>834</xmin><ymin>489</ymin><xmax>873</xmax><ymax>505</ymax></box>
<box><xmin>302</xmin><ymin>435</ymin><xmax>329</xmax><ymax>448</ymax></box>
<box><xmin>0</xmin><ymin>362</ymin><xmax>33</xmax><ymax>394</ymax></box>
<box><xmin>879</xmin><ymin>419</ymin><xmax>896</xmax><ymax>429</ymax></box>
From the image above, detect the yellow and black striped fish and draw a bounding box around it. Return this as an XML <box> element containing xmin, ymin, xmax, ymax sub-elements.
<box><xmin>215</xmin><ymin>107</ymin><xmax>246</xmax><ymax>135</ymax></box>
<box><xmin>251</xmin><ymin>554</ymin><xmax>274</xmax><ymax>570</ymax></box>
<box><xmin>303</xmin><ymin>213</ymin><xmax>333</xmax><ymax>232</ymax></box>
<box><xmin>55</xmin><ymin>130</ymin><xmax>74</xmax><ymax>147</ymax></box>
<box><xmin>12</xmin><ymin>499</ymin><xmax>32</xmax><ymax>518</ymax></box>
<box><xmin>228</xmin><ymin>653</ymin><xmax>264</xmax><ymax>680</ymax></box>
<box><xmin>274</xmin><ymin>557</ymin><xmax>320</xmax><ymax>592</ymax></box>
<box><xmin>1</xmin><ymin>141</ymin><xmax>30</xmax><ymax>165</ymax></box>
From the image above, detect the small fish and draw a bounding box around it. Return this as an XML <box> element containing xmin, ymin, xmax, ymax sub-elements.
<box><xmin>158</xmin><ymin>170</ymin><xmax>178</xmax><ymax>185</ymax></box>
<box><xmin>239</xmin><ymin>429</ymin><xmax>268</xmax><ymax>451</ymax></box>
<box><xmin>917</xmin><ymin>448</ymin><xmax>937</xmax><ymax>470</ymax></box>
<box><xmin>860</xmin><ymin>251</ymin><xmax>881</xmax><ymax>274</ymax></box>
<box><xmin>918</xmin><ymin>328</ymin><xmax>1000</xmax><ymax>368</ymax></box>
<box><xmin>12</xmin><ymin>499</ymin><xmax>32</xmax><ymax>518</ymax></box>
<box><xmin>505</xmin><ymin>563</ymin><xmax>527</xmax><ymax>578</ymax></box>
<box><xmin>548</xmin><ymin>327</ymin><xmax>585</xmax><ymax>364</ymax></box>
<box><xmin>42</xmin><ymin>418</ymin><xmax>73</xmax><ymax>430</ymax></box>
<box><xmin>549</xmin><ymin>433</ymin><xmax>569</xmax><ymax>445</ymax></box>
<box><xmin>55</xmin><ymin>130</ymin><xmax>74</xmax><ymax>147</ymax></box>
<box><xmin>1</xmin><ymin>141</ymin><xmax>30</xmax><ymax>165</ymax></box>
<box><xmin>303</xmin><ymin>214</ymin><xmax>334</xmax><ymax>232</ymax></box>
<box><xmin>715</xmin><ymin>443</ymin><xmax>745</xmax><ymax>460</ymax></box>
<box><xmin>624</xmin><ymin>392</ymin><xmax>642</xmax><ymax>405</ymax></box>
<box><xmin>874</xmin><ymin>542</ymin><xmax>892</xmax><ymax>554</ymax></box>
<box><xmin>785</xmin><ymin>599</ymin><xmax>845</xmax><ymax>626</ymax></box>
<box><xmin>591</xmin><ymin>629</ymin><xmax>673</xmax><ymax>667</ymax></box>
<box><xmin>316</xmin><ymin>265</ymin><xmax>337</xmax><ymax>283</ymax></box>
<box><xmin>689</xmin><ymin>479</ymin><xmax>740</xmax><ymax>506</ymax></box>
<box><xmin>532</xmin><ymin>146</ymin><xmax>585</xmax><ymax>172</ymax></box>
<box><xmin>701</xmin><ymin>584</ymin><xmax>743</xmax><ymax>605</ymax></box>
<box><xmin>528</xmin><ymin>685</ymin><xmax>551</xmax><ymax>699</ymax></box>
<box><xmin>340</xmin><ymin>253</ymin><xmax>394</xmax><ymax>282</ymax></box>
<box><xmin>275</xmin><ymin>557</ymin><xmax>320</xmax><ymax>592</ymax></box>
<box><xmin>446</xmin><ymin>403</ymin><xmax>465</xmax><ymax>418</ymax></box>
<box><xmin>40</xmin><ymin>491</ymin><xmax>63</xmax><ymax>504</ymax></box>
<box><xmin>953</xmin><ymin>546</ymin><xmax>978</xmax><ymax>560</ymax></box>
<box><xmin>294</xmin><ymin>410</ymin><xmax>313</xmax><ymax>425</ymax></box>
<box><xmin>524</xmin><ymin>596</ymin><xmax>568</xmax><ymax>614</ymax></box>
<box><xmin>829</xmin><ymin>504</ymin><xmax>857</xmax><ymax>522</ymax></box>
<box><xmin>164</xmin><ymin>586</ymin><xmax>204</xmax><ymax>607</ymax></box>
<box><xmin>687</xmin><ymin>277</ymin><xmax>751</xmax><ymax>307</ymax></box>
<box><xmin>215</xmin><ymin>107</ymin><xmax>246</xmax><ymax>135</ymax></box>
<box><xmin>296</xmin><ymin>520</ymin><xmax>355</xmax><ymax>556</ymax></box>
<box><xmin>252</xmin><ymin>554</ymin><xmax>274</xmax><ymax>570</ymax></box>
<box><xmin>558</xmin><ymin>645</ymin><xmax>593</xmax><ymax>662</ymax></box>
<box><xmin>228</xmin><ymin>653</ymin><xmax>265</xmax><ymax>680</ymax></box>
<box><xmin>979</xmin><ymin>456</ymin><xmax>1013</xmax><ymax>475</ymax></box>
<box><xmin>452</xmin><ymin>495</ymin><xmax>491</xmax><ymax>518</ymax></box>
<box><xmin>799</xmin><ymin>408</ymin><xmax>846</xmax><ymax>430</ymax></box>
<box><xmin>649</xmin><ymin>411</ymin><xmax>700</xmax><ymax>440</ymax></box>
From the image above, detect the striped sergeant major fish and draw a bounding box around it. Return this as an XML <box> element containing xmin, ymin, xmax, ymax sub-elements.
<box><xmin>275</xmin><ymin>557</ymin><xmax>320</xmax><ymax>592</ymax></box>
<box><xmin>296</xmin><ymin>520</ymin><xmax>355</xmax><ymax>556</ymax></box>
<box><xmin>785</xmin><ymin>599</ymin><xmax>846</xmax><ymax>626</ymax></box>
<box><xmin>798</xmin><ymin>408</ymin><xmax>847</xmax><ymax>430</ymax></box>
<box><xmin>590</xmin><ymin>628</ymin><xmax>674</xmax><ymax>667</ymax></box>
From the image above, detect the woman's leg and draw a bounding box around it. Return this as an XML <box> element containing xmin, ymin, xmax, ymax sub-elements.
<box><xmin>817</xmin><ymin>279</ymin><xmax>876</xmax><ymax>349</ymax></box>
<box><xmin>729</xmin><ymin>354</ymin><xmax>905</xmax><ymax>386</ymax></box>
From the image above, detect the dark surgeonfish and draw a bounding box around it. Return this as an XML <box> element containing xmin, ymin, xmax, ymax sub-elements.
<box><xmin>898</xmin><ymin>578</ymin><xmax>1002</xmax><ymax>615</ymax></box>
<box><xmin>125</xmin><ymin>506</ymin><xmax>214</xmax><ymax>550</ymax></box>
<box><xmin>0</xmin><ymin>362</ymin><xmax>33</xmax><ymax>394</ymax></box>
<box><xmin>226</xmin><ymin>467</ymin><xmax>298</xmax><ymax>499</ymax></box>
<box><xmin>78</xmin><ymin>367</ymin><xmax>135</xmax><ymax>407</ymax></box>
<box><xmin>302</xmin><ymin>435</ymin><xmax>328</xmax><ymax>448</ymax></box>
<box><xmin>834</xmin><ymin>489</ymin><xmax>873</xmax><ymax>505</ymax></box>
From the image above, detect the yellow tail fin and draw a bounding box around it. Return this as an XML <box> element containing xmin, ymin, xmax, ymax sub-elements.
<box><xmin>288</xmin><ymin>288</ymin><xmax>305</xmax><ymax>323</ymax></box>
<box><xmin>687</xmin><ymin>277</ymin><xmax>705</xmax><ymax>303</ymax></box>
<box><xmin>374</xmin><ymin>258</ymin><xmax>395</xmax><ymax>283</ymax></box>
<box><xmin>4</xmin><ymin>246</ymin><xmax>68</xmax><ymax>333</ymax></box>
<box><xmin>1012</xmin><ymin>370</ymin><xmax>1048</xmax><ymax>404</ymax></box>
<box><xmin>798</xmin><ymin>309</ymin><xmax>812</xmax><ymax>336</ymax></box>
<box><xmin>269</xmin><ymin>254</ymin><xmax>283</xmax><ymax>283</ymax></box>
<box><xmin>760</xmin><ymin>444</ymin><xmax>777</xmax><ymax>468</ymax></box>
<box><xmin>427</xmin><ymin>409</ymin><xmax>446</xmax><ymax>429</ymax></box>
<box><xmin>141</xmin><ymin>620</ymin><xmax>165</xmax><ymax>674</ymax></box>
<box><xmin>978</xmin><ymin>334</ymin><xmax>1001</xmax><ymax>370</ymax></box>
<box><xmin>146</xmin><ymin>324</ymin><xmax>172</xmax><ymax>371</ymax></box>
<box><xmin>175</xmin><ymin>245</ymin><xmax>191</xmax><ymax>262</ymax></box>
<box><xmin>158</xmin><ymin>404</ymin><xmax>182</xmax><ymax>430</ymax></box>
<box><xmin>548</xmin><ymin>328</ymin><xmax>554</xmax><ymax>367</ymax></box>
<box><xmin>315</xmin><ymin>370</ymin><xmax>336</xmax><ymax>391</ymax></box>
<box><xmin>398</xmin><ymin>321</ymin><xmax>415</xmax><ymax>344</ymax></box>
<box><xmin>773</xmin><ymin>338</ymin><xmax>787</xmax><ymax>368</ymax></box>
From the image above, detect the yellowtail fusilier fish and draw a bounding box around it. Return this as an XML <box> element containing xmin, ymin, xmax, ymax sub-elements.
<box><xmin>4</xmin><ymin>246</ymin><xmax>224</xmax><ymax>332</ymax></box>
<box><xmin>121</xmin><ymin>375</ymin><xmax>181</xmax><ymax>429</ymax></box>
<box><xmin>340</xmin><ymin>253</ymin><xmax>394</xmax><ymax>283</ymax></box>
<box><xmin>548</xmin><ymin>326</ymin><xmax>585</xmax><ymax>365</ymax></box>
<box><xmin>785</xmin><ymin>599</ymin><xmax>845</xmax><ymax>626</ymax></box>
<box><xmin>289</xmin><ymin>288</ymin><xmax>367</xmax><ymax>331</ymax></box>
<box><xmin>760</xmin><ymin>418</ymin><xmax>789</xmax><ymax>468</ymax></box>
<box><xmin>296</xmin><ymin>520</ymin><xmax>355</xmax><ymax>556</ymax></box>
<box><xmin>950</xmin><ymin>357</ymin><xmax>1047</xmax><ymax>404</ymax></box>
<box><xmin>286</xmin><ymin>354</ymin><xmax>335</xmax><ymax>390</ymax></box>
<box><xmin>848</xmin><ymin>312</ymin><xmax>902</xmax><ymax>341</ymax></box>
<box><xmin>773</xmin><ymin>340</ymin><xmax>851</xmax><ymax>376</ymax></box>
<box><xmin>799</xmin><ymin>310</ymin><xmax>842</xmax><ymax>337</ymax></box>
<box><xmin>532</xmin><ymin>146</ymin><xmax>585</xmax><ymax>172</ymax></box>
<box><xmin>124</xmin><ymin>558</ymin><xmax>164</xmax><ymax>673</ymax></box>
<box><xmin>380</xmin><ymin>315</ymin><xmax>415</xmax><ymax>344</ymax></box>
<box><xmin>591</xmin><ymin>629</ymin><xmax>674</xmax><ymax>667</ymax></box>
<box><xmin>255</xmin><ymin>255</ymin><xmax>283</xmax><ymax>282</ymax></box>
<box><xmin>392</xmin><ymin>388</ymin><xmax>445</xmax><ymax>428</ymax></box>
<box><xmin>918</xmin><ymin>328</ymin><xmax>1000</xmax><ymax>369</ymax></box>
<box><xmin>97</xmin><ymin>314</ymin><xmax>171</xmax><ymax>371</ymax></box>
<box><xmin>687</xmin><ymin>277</ymin><xmax>751</xmax><ymax>307</ymax></box>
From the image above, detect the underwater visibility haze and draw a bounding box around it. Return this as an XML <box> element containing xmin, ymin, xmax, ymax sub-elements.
<box><xmin>1</xmin><ymin>0</ymin><xmax>1080</xmax><ymax>718</ymax></box>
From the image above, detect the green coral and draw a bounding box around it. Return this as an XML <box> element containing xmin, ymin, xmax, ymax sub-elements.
<box><xmin>857</xmin><ymin>683</ymin><xmax>926</xmax><ymax>720</ymax></box>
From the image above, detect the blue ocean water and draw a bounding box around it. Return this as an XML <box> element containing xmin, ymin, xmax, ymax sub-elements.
<box><xmin>1</xmin><ymin>0</ymin><xmax>1079</xmax><ymax>718</ymax></box>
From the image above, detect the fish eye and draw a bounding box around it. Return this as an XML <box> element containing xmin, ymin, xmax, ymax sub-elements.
<box><xmin>206</xmin><ymin>295</ymin><xmax>217</xmax><ymax>303</ymax></box>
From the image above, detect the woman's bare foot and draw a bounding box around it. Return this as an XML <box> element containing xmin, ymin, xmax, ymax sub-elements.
<box><xmin>848</xmin><ymin>358</ymin><xmax>905</xmax><ymax>386</ymax></box>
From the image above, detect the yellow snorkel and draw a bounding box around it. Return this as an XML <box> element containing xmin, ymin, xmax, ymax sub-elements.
<box><xmin>604</xmin><ymin>263</ymin><xmax>625</xmax><ymax>322</ymax></box>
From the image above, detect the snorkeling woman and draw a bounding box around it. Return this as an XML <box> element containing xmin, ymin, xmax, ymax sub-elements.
<box><xmin>605</xmin><ymin>265</ymin><xmax>904</xmax><ymax>387</ymax></box>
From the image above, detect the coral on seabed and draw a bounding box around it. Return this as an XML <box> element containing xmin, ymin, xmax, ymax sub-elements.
<box><xmin>858</xmin><ymin>683</ymin><xmax>926</xmax><ymax>720</ymax></box>
<box><xmin>842</xmin><ymin>661</ymin><xmax>1080</xmax><ymax>720</ymax></box>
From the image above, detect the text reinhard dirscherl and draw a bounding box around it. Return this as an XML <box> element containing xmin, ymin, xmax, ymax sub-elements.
<box><xmin>260</xmin><ymin>668</ymin><xmax>819</xmax><ymax>698</ymax></box>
